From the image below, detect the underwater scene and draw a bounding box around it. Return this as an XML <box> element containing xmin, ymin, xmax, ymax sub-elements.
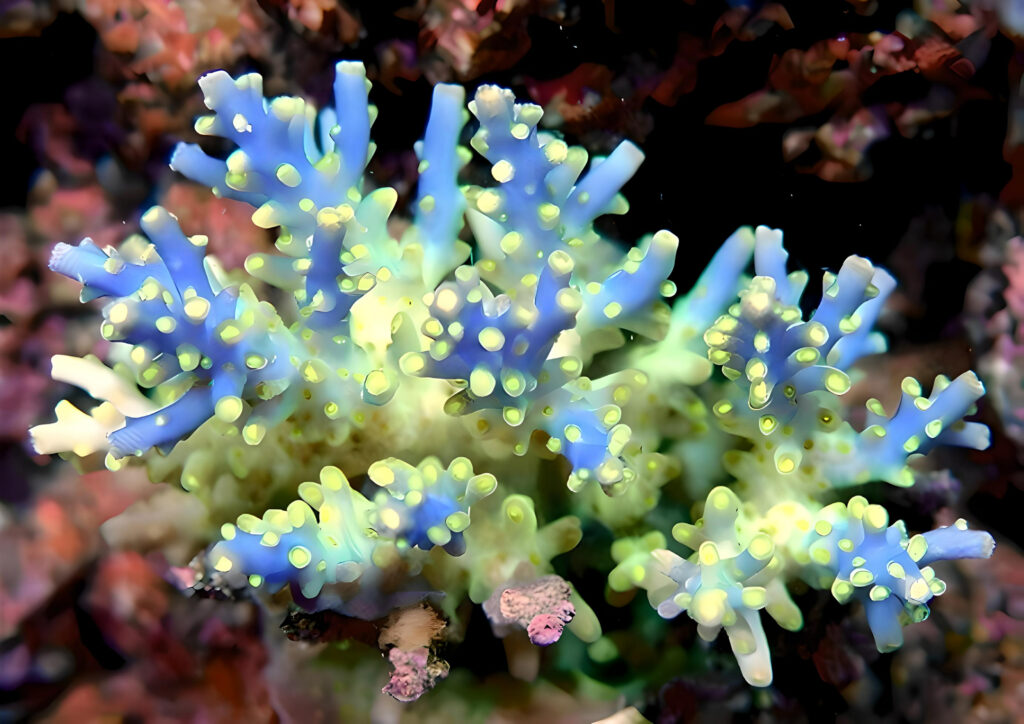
<box><xmin>1</xmin><ymin>0</ymin><xmax>1023</xmax><ymax>721</ymax></box>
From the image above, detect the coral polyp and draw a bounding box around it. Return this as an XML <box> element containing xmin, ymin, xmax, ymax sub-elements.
<box><xmin>32</xmin><ymin>59</ymin><xmax>994</xmax><ymax>699</ymax></box>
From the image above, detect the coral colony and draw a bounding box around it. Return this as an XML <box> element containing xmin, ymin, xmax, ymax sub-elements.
<box><xmin>31</xmin><ymin>60</ymin><xmax>996</xmax><ymax>698</ymax></box>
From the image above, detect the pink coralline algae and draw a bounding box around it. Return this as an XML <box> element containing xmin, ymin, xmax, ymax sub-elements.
<box><xmin>485</xmin><ymin>575</ymin><xmax>576</xmax><ymax>646</ymax></box>
<box><xmin>382</xmin><ymin>646</ymin><xmax>451</xmax><ymax>703</ymax></box>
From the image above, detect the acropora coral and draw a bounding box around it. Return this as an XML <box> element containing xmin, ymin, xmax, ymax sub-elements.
<box><xmin>31</xmin><ymin>58</ymin><xmax>996</xmax><ymax>699</ymax></box>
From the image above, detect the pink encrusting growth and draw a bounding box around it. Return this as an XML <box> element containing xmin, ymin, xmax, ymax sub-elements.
<box><xmin>382</xmin><ymin>647</ymin><xmax>450</xmax><ymax>703</ymax></box>
<box><xmin>484</xmin><ymin>575</ymin><xmax>576</xmax><ymax>646</ymax></box>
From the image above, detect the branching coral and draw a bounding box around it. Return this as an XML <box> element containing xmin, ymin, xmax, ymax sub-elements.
<box><xmin>32</xmin><ymin>59</ymin><xmax>996</xmax><ymax>701</ymax></box>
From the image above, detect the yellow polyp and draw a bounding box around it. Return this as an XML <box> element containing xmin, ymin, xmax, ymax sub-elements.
<box><xmin>364</xmin><ymin>369</ymin><xmax>390</xmax><ymax>396</ymax></box>
<box><xmin>901</xmin><ymin>376</ymin><xmax>923</xmax><ymax>396</ymax></box>
<box><xmin>863</xmin><ymin>504</ymin><xmax>889</xmax><ymax>531</ymax></box>
<box><xmin>603</xmin><ymin>302</ymin><xmax>623</xmax><ymax>319</ymax></box>
<box><xmin>215</xmin><ymin>396</ymin><xmax>244</xmax><ymax>423</ymax></box>
<box><xmin>435</xmin><ymin>288</ymin><xmax>460</xmax><ymax>313</ymax></box>
<box><xmin>811</xmin><ymin>547</ymin><xmax>832</xmax><ymax>565</ymax></box>
<box><xmin>183</xmin><ymin>297</ymin><xmax>211</xmax><ymax>323</ymax></box>
<box><xmin>232</xmin><ymin>113</ymin><xmax>252</xmax><ymax>133</ymax></box>
<box><xmin>478</xmin><ymin>326</ymin><xmax>505</xmax><ymax>351</ymax></box>
<box><xmin>248</xmin><ymin>574</ymin><xmax>263</xmax><ymax>588</ymax></box>
<box><xmin>444</xmin><ymin>396</ymin><xmax>467</xmax><ymax>415</ymax></box>
<box><xmin>691</xmin><ymin>588</ymin><xmax>727</xmax><ymax>626</ymax></box>
<box><xmin>776</xmin><ymin>454</ymin><xmax>797</xmax><ymax>474</ymax></box>
<box><xmin>491</xmin><ymin>232</ymin><xmax>524</xmax><ymax>258</ymax></box>
<box><xmin>415</xmin><ymin>194</ymin><xmax>436</xmax><ymax>214</ymax></box>
<box><xmin>195</xmin><ymin>115</ymin><xmax>218</xmax><ymax>135</ymax></box>
<box><xmin>501</xmin><ymin>369</ymin><xmax>525</xmax><ymax>397</ymax></box>
<box><xmin>234</xmin><ymin>513</ymin><xmax>260</xmax><ymax>535</ymax></box>
<box><xmin>806</xmin><ymin>322</ymin><xmax>828</xmax><ymax>346</ymax></box>
<box><xmin>741</xmin><ymin>587</ymin><xmax>767</xmax><ymax>609</ymax></box>
<box><xmin>365</xmin><ymin>461</ymin><xmax>397</xmax><ymax>489</ymax></box>
<box><xmin>908</xmin><ymin>578</ymin><xmax>930</xmax><ymax>603</ymax></box>
<box><xmin>537</xmin><ymin>203</ymin><xmax>560</xmax><ymax>228</ymax></box>
<box><xmin>288</xmin><ymin>546</ymin><xmax>312</xmax><ymax>569</ymax></box>
<box><xmin>831</xmin><ymin>579</ymin><xmax>854</xmax><ymax>603</ymax></box>
<box><xmin>748</xmin><ymin>534</ymin><xmax>773</xmax><ymax>560</ymax></box>
<box><xmin>320</xmin><ymin>466</ymin><xmax>347</xmax><ymax>491</ymax></box>
<box><xmin>130</xmin><ymin>346</ymin><xmax>149</xmax><ymax>366</ymax></box>
<box><xmin>794</xmin><ymin>347</ymin><xmax>819</xmax><ymax>364</ymax></box>
<box><xmin>704</xmin><ymin>330</ymin><xmax>727</xmax><ymax>347</ymax></box>
<box><xmin>847</xmin><ymin>495</ymin><xmax>868</xmax><ymax>518</ymax></box>
<box><xmin>470</xmin><ymin>367</ymin><xmax>496</xmax><ymax>397</ymax></box>
<box><xmin>745</xmin><ymin>359</ymin><xmax>767</xmax><ymax>381</ymax></box>
<box><xmin>869</xmin><ymin>585</ymin><xmax>890</xmax><ymax>602</ymax></box>
<box><xmin>108</xmin><ymin>302</ymin><xmax>130</xmax><ymax>325</ymax></box>
<box><xmin>400</xmin><ymin>352</ymin><xmax>426</xmax><ymax>375</ymax></box>
<box><xmin>476</xmin><ymin>190</ymin><xmax>502</xmax><ymax>214</ymax></box>
<box><xmin>850</xmin><ymin>568</ymin><xmax>874</xmax><ymax>586</ymax></box>
<box><xmin>446</xmin><ymin>510</ymin><xmax>471</xmax><ymax>533</ymax></box>
<box><xmin>390</xmin><ymin>488</ymin><xmax>418</xmax><ymax>509</ymax></box>
<box><xmin>503</xmin><ymin>407</ymin><xmax>524</xmax><ymax>426</ymax></box>
<box><xmin>544</xmin><ymin>139</ymin><xmax>568</xmax><ymax>164</ymax></box>
<box><xmin>491</xmin><ymin>159</ymin><xmax>515</xmax><ymax>183</ymax></box>
<box><xmin>713</xmin><ymin>400</ymin><xmax>733</xmax><ymax>417</ymax></box>
<box><xmin>104</xmin><ymin>453</ymin><xmax>123</xmax><ymax>472</ymax></box>
<box><xmin>560</xmin><ymin>357</ymin><xmax>581</xmax><ymax>375</ymax></box>
<box><xmin>698</xmin><ymin>541</ymin><xmax>720</xmax><ymax>566</ymax></box>
<box><xmin>903</xmin><ymin>435</ymin><xmax>921</xmax><ymax>453</ymax></box>
<box><xmin>907</xmin><ymin>534</ymin><xmax>928</xmax><ymax>562</ymax></box>
<box><xmin>427</xmin><ymin>525</ymin><xmax>451</xmax><ymax>546</ymax></box>
<box><xmin>548</xmin><ymin>249</ymin><xmax>574</xmax><ymax>275</ymax></box>
<box><xmin>242</xmin><ymin>422</ymin><xmax>266</xmax><ymax>446</ymax></box>
<box><xmin>379</xmin><ymin>507</ymin><xmax>402</xmax><ymax>531</ymax></box>
<box><xmin>275</xmin><ymin>163</ymin><xmax>301</xmax><ymax>187</ymax></box>
<box><xmin>140</xmin><ymin>365</ymin><xmax>161</xmax><ymax>385</ymax></box>
<box><xmin>213</xmin><ymin>556</ymin><xmax>234</xmax><ymax>572</ymax></box>
<box><xmin>552</xmin><ymin>288</ymin><xmax>580</xmax><ymax>314</ymax></box>
<box><xmin>301</xmin><ymin>360</ymin><xmax>328</xmax><ymax>383</ymax></box>
<box><xmin>218</xmin><ymin>322</ymin><xmax>242</xmax><ymax>344</ymax></box>
<box><xmin>749</xmin><ymin>380</ymin><xmax>769</xmax><ymax>407</ymax></box>
<box><xmin>441</xmin><ymin>458</ymin><xmax>468</xmax><ymax>482</ymax></box>
<box><xmin>563</xmin><ymin>424</ymin><xmax>582</xmax><ymax>442</ymax></box>
<box><xmin>824</xmin><ymin>371</ymin><xmax>851</xmax><ymax>395</ymax></box>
